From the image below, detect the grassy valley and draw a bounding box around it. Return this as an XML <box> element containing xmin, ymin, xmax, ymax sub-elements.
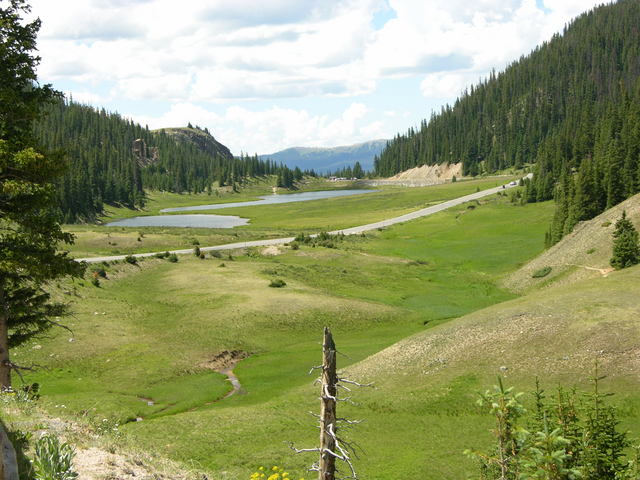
<box><xmin>65</xmin><ymin>176</ymin><xmax>514</xmax><ymax>258</ymax></box>
<box><xmin>3</xmin><ymin>183</ymin><xmax>559</xmax><ymax>478</ymax></box>
<box><xmin>4</xmin><ymin>1</ymin><xmax>640</xmax><ymax>479</ymax></box>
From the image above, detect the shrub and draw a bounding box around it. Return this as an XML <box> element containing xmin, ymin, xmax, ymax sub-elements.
<box><xmin>193</xmin><ymin>246</ymin><xmax>201</xmax><ymax>257</ymax></box>
<box><xmin>124</xmin><ymin>255</ymin><xmax>137</xmax><ymax>265</ymax></box>
<box><xmin>167</xmin><ymin>254</ymin><xmax>178</xmax><ymax>263</ymax></box>
<box><xmin>191</xmin><ymin>238</ymin><xmax>200</xmax><ymax>245</ymax></box>
<box><xmin>90</xmin><ymin>277</ymin><xmax>100</xmax><ymax>288</ymax></box>
<box><xmin>408</xmin><ymin>259</ymin><xmax>428</xmax><ymax>266</ymax></box>
<box><xmin>269</xmin><ymin>279</ymin><xmax>286</xmax><ymax>288</ymax></box>
<box><xmin>209</xmin><ymin>250</ymin><xmax>222</xmax><ymax>258</ymax></box>
<box><xmin>531</xmin><ymin>266</ymin><xmax>552</xmax><ymax>278</ymax></box>
<box><xmin>219</xmin><ymin>262</ymin><xmax>226</xmax><ymax>268</ymax></box>
<box><xmin>91</xmin><ymin>267</ymin><xmax>107</xmax><ymax>278</ymax></box>
<box><xmin>199</xmin><ymin>253</ymin><xmax>205</xmax><ymax>259</ymax></box>
<box><xmin>586</xmin><ymin>248</ymin><xmax>596</xmax><ymax>254</ymax></box>
<box><xmin>467</xmin><ymin>376</ymin><xmax>634</xmax><ymax>480</ymax></box>
<box><xmin>32</xmin><ymin>434</ymin><xmax>78</xmax><ymax>480</ymax></box>
<box><xmin>290</xmin><ymin>241</ymin><xmax>300</xmax><ymax>250</ymax></box>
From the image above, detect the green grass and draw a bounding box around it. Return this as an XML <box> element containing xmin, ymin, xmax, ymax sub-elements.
<box><xmin>4</xmin><ymin>192</ymin><xmax>558</xmax><ymax>479</ymax></box>
<box><xmin>64</xmin><ymin>176</ymin><xmax>514</xmax><ymax>258</ymax></box>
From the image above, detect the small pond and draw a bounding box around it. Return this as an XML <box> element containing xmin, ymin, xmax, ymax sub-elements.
<box><xmin>160</xmin><ymin>189</ymin><xmax>376</xmax><ymax>212</ymax></box>
<box><xmin>106</xmin><ymin>214</ymin><xmax>249</xmax><ymax>229</ymax></box>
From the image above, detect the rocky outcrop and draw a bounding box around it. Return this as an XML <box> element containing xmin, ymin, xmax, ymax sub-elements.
<box><xmin>153</xmin><ymin>127</ymin><xmax>233</xmax><ymax>159</ymax></box>
<box><xmin>132</xmin><ymin>138</ymin><xmax>159</xmax><ymax>166</ymax></box>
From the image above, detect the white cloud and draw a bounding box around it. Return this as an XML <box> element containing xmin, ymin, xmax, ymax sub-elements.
<box><xmin>420</xmin><ymin>72</ymin><xmax>482</xmax><ymax>99</ymax></box>
<box><xmin>29</xmin><ymin>0</ymin><xmax>609</xmax><ymax>151</ymax></box>
<box><xmin>32</xmin><ymin>0</ymin><xmax>604</xmax><ymax>103</ymax></box>
<box><xmin>130</xmin><ymin>102</ymin><xmax>391</xmax><ymax>155</ymax></box>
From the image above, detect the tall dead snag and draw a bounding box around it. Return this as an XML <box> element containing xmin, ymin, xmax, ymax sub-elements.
<box><xmin>292</xmin><ymin>327</ymin><xmax>371</xmax><ymax>480</ymax></box>
<box><xmin>319</xmin><ymin>327</ymin><xmax>338</xmax><ymax>480</ymax></box>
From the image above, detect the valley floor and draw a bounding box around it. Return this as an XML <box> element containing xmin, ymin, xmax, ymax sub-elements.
<box><xmin>5</xmin><ymin>187</ymin><xmax>640</xmax><ymax>480</ymax></box>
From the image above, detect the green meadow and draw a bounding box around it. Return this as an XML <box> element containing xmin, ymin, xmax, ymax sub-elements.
<box><xmin>7</xmin><ymin>187</ymin><xmax>563</xmax><ymax>479</ymax></box>
<box><xmin>65</xmin><ymin>176</ymin><xmax>514</xmax><ymax>258</ymax></box>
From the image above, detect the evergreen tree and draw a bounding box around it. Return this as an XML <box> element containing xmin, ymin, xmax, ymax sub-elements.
<box><xmin>0</xmin><ymin>0</ymin><xmax>85</xmax><ymax>389</ymax></box>
<box><xmin>352</xmin><ymin>161</ymin><xmax>364</xmax><ymax>179</ymax></box>
<box><xmin>373</xmin><ymin>0</ymin><xmax>640</xmax><ymax>245</ymax></box>
<box><xmin>610</xmin><ymin>211</ymin><xmax>640</xmax><ymax>269</ymax></box>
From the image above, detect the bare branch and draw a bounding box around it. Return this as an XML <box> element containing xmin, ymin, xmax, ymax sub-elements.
<box><xmin>3</xmin><ymin>360</ymin><xmax>37</xmax><ymax>383</ymax></box>
<box><xmin>288</xmin><ymin>442</ymin><xmax>320</xmax><ymax>455</ymax></box>
<box><xmin>336</xmin><ymin>418</ymin><xmax>362</xmax><ymax>425</ymax></box>
<box><xmin>338</xmin><ymin>378</ymin><xmax>374</xmax><ymax>388</ymax></box>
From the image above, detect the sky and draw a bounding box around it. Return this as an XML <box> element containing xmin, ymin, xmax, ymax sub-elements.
<box><xmin>28</xmin><ymin>0</ymin><xmax>606</xmax><ymax>155</ymax></box>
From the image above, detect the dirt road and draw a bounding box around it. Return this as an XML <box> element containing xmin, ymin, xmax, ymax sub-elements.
<box><xmin>77</xmin><ymin>180</ymin><xmax>522</xmax><ymax>264</ymax></box>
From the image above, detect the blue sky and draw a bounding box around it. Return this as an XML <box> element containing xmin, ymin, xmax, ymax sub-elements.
<box><xmin>30</xmin><ymin>0</ymin><xmax>604</xmax><ymax>155</ymax></box>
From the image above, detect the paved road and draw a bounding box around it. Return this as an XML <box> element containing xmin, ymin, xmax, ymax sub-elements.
<box><xmin>77</xmin><ymin>179</ymin><xmax>523</xmax><ymax>264</ymax></box>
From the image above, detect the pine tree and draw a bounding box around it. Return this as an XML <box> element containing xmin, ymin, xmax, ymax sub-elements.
<box><xmin>0</xmin><ymin>0</ymin><xmax>85</xmax><ymax>388</ymax></box>
<box><xmin>610</xmin><ymin>210</ymin><xmax>640</xmax><ymax>269</ymax></box>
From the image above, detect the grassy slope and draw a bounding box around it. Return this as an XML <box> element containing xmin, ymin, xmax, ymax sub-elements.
<box><xmin>344</xmin><ymin>265</ymin><xmax>640</xmax><ymax>479</ymax></box>
<box><xmin>504</xmin><ymin>192</ymin><xmax>640</xmax><ymax>292</ymax></box>
<box><xmin>334</xmin><ymin>194</ymin><xmax>640</xmax><ymax>479</ymax></box>
<box><xmin>9</xmin><ymin>192</ymin><xmax>551</xmax><ymax>479</ymax></box>
<box><xmin>65</xmin><ymin>176</ymin><xmax>513</xmax><ymax>258</ymax></box>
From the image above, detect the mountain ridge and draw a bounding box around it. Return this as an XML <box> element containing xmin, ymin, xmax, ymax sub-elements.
<box><xmin>259</xmin><ymin>139</ymin><xmax>388</xmax><ymax>172</ymax></box>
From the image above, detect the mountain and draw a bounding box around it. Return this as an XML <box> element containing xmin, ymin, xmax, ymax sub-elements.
<box><xmin>260</xmin><ymin>139</ymin><xmax>388</xmax><ymax>173</ymax></box>
<box><xmin>375</xmin><ymin>0</ymin><xmax>640</xmax><ymax>244</ymax></box>
<box><xmin>34</xmin><ymin>100</ymin><xmax>284</xmax><ymax>222</ymax></box>
<box><xmin>153</xmin><ymin>126</ymin><xmax>233</xmax><ymax>160</ymax></box>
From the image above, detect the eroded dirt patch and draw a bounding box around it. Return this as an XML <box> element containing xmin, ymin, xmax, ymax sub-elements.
<box><xmin>200</xmin><ymin>350</ymin><xmax>249</xmax><ymax>371</ymax></box>
<box><xmin>261</xmin><ymin>245</ymin><xmax>282</xmax><ymax>256</ymax></box>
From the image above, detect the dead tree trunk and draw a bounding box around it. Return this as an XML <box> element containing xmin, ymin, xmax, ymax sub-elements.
<box><xmin>319</xmin><ymin>326</ymin><xmax>337</xmax><ymax>480</ymax></box>
<box><xmin>292</xmin><ymin>327</ymin><xmax>363</xmax><ymax>478</ymax></box>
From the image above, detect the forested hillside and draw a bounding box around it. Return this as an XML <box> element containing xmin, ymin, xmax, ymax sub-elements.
<box><xmin>375</xmin><ymin>0</ymin><xmax>640</xmax><ymax>244</ymax></box>
<box><xmin>34</xmin><ymin>100</ymin><xmax>301</xmax><ymax>222</ymax></box>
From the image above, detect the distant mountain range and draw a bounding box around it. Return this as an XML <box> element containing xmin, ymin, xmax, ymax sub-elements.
<box><xmin>259</xmin><ymin>139</ymin><xmax>388</xmax><ymax>173</ymax></box>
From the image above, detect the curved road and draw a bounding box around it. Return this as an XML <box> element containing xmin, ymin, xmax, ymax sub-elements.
<box><xmin>77</xmin><ymin>179</ymin><xmax>524</xmax><ymax>264</ymax></box>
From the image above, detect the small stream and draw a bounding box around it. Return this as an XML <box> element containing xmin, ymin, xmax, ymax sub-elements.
<box><xmin>220</xmin><ymin>367</ymin><xmax>244</xmax><ymax>398</ymax></box>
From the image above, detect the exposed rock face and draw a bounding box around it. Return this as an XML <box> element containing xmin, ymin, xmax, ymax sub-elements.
<box><xmin>365</xmin><ymin>162</ymin><xmax>463</xmax><ymax>187</ymax></box>
<box><xmin>132</xmin><ymin>138</ymin><xmax>159</xmax><ymax>166</ymax></box>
